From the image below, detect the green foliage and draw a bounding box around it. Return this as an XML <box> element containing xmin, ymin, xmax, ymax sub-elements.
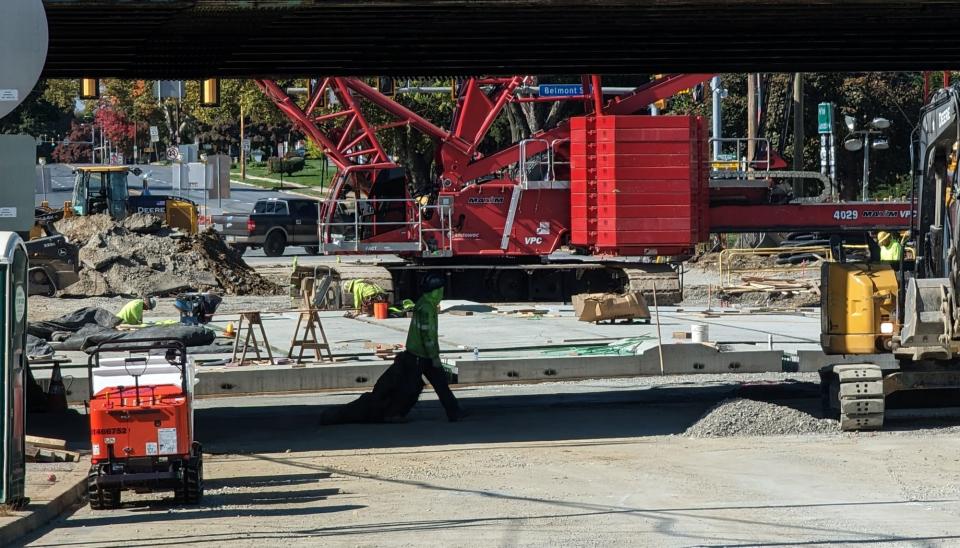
<box><xmin>268</xmin><ymin>155</ymin><xmax>305</xmax><ymax>175</ymax></box>
<box><xmin>304</xmin><ymin>139</ymin><xmax>325</xmax><ymax>160</ymax></box>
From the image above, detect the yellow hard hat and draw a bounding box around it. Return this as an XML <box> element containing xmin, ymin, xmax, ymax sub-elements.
<box><xmin>877</xmin><ymin>231</ymin><xmax>892</xmax><ymax>245</ymax></box>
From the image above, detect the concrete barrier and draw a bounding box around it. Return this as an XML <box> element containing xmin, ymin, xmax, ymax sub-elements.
<box><xmin>454</xmin><ymin>344</ymin><xmax>785</xmax><ymax>383</ymax></box>
<box><xmin>195</xmin><ymin>362</ymin><xmax>391</xmax><ymax>396</ymax></box>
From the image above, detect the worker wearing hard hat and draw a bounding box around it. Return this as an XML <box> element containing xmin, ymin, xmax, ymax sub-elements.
<box><xmin>406</xmin><ymin>274</ymin><xmax>465</xmax><ymax>422</ymax></box>
<box><xmin>116</xmin><ymin>295</ymin><xmax>157</xmax><ymax>325</ymax></box>
<box><xmin>877</xmin><ymin>231</ymin><xmax>903</xmax><ymax>262</ymax></box>
<box><xmin>344</xmin><ymin>279</ymin><xmax>388</xmax><ymax>316</ymax></box>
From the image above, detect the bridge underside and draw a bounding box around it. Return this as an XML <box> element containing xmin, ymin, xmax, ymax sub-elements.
<box><xmin>43</xmin><ymin>0</ymin><xmax>960</xmax><ymax>78</ymax></box>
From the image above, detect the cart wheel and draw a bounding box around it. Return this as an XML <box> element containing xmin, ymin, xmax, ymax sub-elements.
<box><xmin>88</xmin><ymin>468</ymin><xmax>120</xmax><ymax>510</ymax></box>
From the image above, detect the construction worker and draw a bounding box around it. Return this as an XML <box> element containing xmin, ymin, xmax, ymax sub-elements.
<box><xmin>406</xmin><ymin>274</ymin><xmax>465</xmax><ymax>422</ymax></box>
<box><xmin>877</xmin><ymin>231</ymin><xmax>903</xmax><ymax>262</ymax></box>
<box><xmin>116</xmin><ymin>295</ymin><xmax>157</xmax><ymax>325</ymax></box>
<box><xmin>344</xmin><ymin>278</ymin><xmax>387</xmax><ymax>315</ymax></box>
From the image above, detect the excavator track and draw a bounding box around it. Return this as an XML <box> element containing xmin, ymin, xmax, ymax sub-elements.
<box><xmin>619</xmin><ymin>265</ymin><xmax>683</xmax><ymax>306</ymax></box>
<box><xmin>833</xmin><ymin>363</ymin><xmax>885</xmax><ymax>431</ymax></box>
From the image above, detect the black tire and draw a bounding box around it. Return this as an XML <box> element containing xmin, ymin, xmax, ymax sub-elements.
<box><xmin>88</xmin><ymin>468</ymin><xmax>120</xmax><ymax>510</ymax></box>
<box><xmin>304</xmin><ymin>245</ymin><xmax>320</xmax><ymax>255</ymax></box>
<box><xmin>230</xmin><ymin>244</ymin><xmax>247</xmax><ymax>256</ymax></box>
<box><xmin>263</xmin><ymin>231</ymin><xmax>286</xmax><ymax>257</ymax></box>
<box><xmin>175</xmin><ymin>445</ymin><xmax>203</xmax><ymax>505</ymax></box>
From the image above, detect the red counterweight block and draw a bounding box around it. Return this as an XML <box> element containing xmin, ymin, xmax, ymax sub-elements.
<box><xmin>570</xmin><ymin>115</ymin><xmax>708</xmax><ymax>256</ymax></box>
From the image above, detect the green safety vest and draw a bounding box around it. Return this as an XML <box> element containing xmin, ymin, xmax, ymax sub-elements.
<box><xmin>345</xmin><ymin>280</ymin><xmax>386</xmax><ymax>309</ymax></box>
<box><xmin>880</xmin><ymin>241</ymin><xmax>902</xmax><ymax>262</ymax></box>
<box><xmin>116</xmin><ymin>299</ymin><xmax>145</xmax><ymax>325</ymax></box>
<box><xmin>405</xmin><ymin>288</ymin><xmax>443</xmax><ymax>360</ymax></box>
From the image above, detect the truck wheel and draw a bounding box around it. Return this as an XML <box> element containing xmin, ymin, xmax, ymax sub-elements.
<box><xmin>304</xmin><ymin>245</ymin><xmax>320</xmax><ymax>255</ymax></box>
<box><xmin>264</xmin><ymin>231</ymin><xmax>286</xmax><ymax>257</ymax></box>
<box><xmin>230</xmin><ymin>244</ymin><xmax>247</xmax><ymax>256</ymax></box>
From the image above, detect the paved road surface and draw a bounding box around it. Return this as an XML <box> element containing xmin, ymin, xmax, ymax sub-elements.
<box><xmin>23</xmin><ymin>381</ymin><xmax>960</xmax><ymax>547</ymax></box>
<box><xmin>37</xmin><ymin>163</ymin><xmax>291</xmax><ymax>217</ymax></box>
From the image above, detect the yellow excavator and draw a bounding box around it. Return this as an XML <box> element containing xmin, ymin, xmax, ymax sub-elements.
<box><xmin>34</xmin><ymin>165</ymin><xmax>199</xmax><ymax>235</ymax></box>
<box><xmin>28</xmin><ymin>165</ymin><xmax>200</xmax><ymax>295</ymax></box>
<box><xmin>820</xmin><ymin>85</ymin><xmax>960</xmax><ymax>430</ymax></box>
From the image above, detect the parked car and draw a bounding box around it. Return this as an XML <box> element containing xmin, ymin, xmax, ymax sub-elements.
<box><xmin>212</xmin><ymin>197</ymin><xmax>320</xmax><ymax>256</ymax></box>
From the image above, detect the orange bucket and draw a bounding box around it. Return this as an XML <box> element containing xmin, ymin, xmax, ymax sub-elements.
<box><xmin>373</xmin><ymin>301</ymin><xmax>389</xmax><ymax>320</ymax></box>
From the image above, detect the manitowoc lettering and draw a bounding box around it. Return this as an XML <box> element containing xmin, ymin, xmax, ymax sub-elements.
<box><xmin>467</xmin><ymin>196</ymin><xmax>504</xmax><ymax>205</ymax></box>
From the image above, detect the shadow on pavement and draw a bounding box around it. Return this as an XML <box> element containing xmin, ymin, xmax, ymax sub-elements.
<box><xmin>196</xmin><ymin>382</ymin><xmax>769</xmax><ymax>453</ymax></box>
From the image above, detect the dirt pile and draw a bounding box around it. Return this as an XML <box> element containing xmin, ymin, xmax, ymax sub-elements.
<box><xmin>684</xmin><ymin>398</ymin><xmax>838</xmax><ymax>438</ymax></box>
<box><xmin>55</xmin><ymin>214</ymin><xmax>281</xmax><ymax>297</ymax></box>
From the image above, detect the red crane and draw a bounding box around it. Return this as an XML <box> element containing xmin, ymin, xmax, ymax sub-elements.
<box><xmin>255</xmin><ymin>75</ymin><xmax>911</xmax><ymax>302</ymax></box>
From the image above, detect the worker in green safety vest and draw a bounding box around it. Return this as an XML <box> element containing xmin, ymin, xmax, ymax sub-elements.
<box><xmin>344</xmin><ymin>279</ymin><xmax>387</xmax><ymax>315</ymax></box>
<box><xmin>877</xmin><ymin>231</ymin><xmax>903</xmax><ymax>262</ymax></box>
<box><xmin>406</xmin><ymin>274</ymin><xmax>465</xmax><ymax>422</ymax></box>
<box><xmin>116</xmin><ymin>296</ymin><xmax>157</xmax><ymax>325</ymax></box>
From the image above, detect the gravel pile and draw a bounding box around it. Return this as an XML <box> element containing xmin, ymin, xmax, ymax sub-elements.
<box><xmin>55</xmin><ymin>214</ymin><xmax>281</xmax><ymax>297</ymax></box>
<box><xmin>684</xmin><ymin>398</ymin><xmax>838</xmax><ymax>438</ymax></box>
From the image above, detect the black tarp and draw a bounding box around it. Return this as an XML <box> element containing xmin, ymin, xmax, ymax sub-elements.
<box><xmin>321</xmin><ymin>351</ymin><xmax>425</xmax><ymax>425</ymax></box>
<box><xmin>26</xmin><ymin>334</ymin><xmax>54</xmax><ymax>359</ymax></box>
<box><xmin>29</xmin><ymin>306</ymin><xmax>216</xmax><ymax>352</ymax></box>
<box><xmin>28</xmin><ymin>307</ymin><xmax>120</xmax><ymax>340</ymax></box>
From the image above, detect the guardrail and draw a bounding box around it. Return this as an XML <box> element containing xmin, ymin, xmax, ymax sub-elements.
<box><xmin>319</xmin><ymin>197</ymin><xmax>452</xmax><ymax>256</ymax></box>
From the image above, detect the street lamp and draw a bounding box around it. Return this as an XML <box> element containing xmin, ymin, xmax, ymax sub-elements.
<box><xmin>843</xmin><ymin>116</ymin><xmax>891</xmax><ymax>200</ymax></box>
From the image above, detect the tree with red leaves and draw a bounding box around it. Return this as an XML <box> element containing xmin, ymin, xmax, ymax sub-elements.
<box><xmin>51</xmin><ymin>121</ymin><xmax>93</xmax><ymax>163</ymax></box>
<box><xmin>94</xmin><ymin>98</ymin><xmax>137</xmax><ymax>160</ymax></box>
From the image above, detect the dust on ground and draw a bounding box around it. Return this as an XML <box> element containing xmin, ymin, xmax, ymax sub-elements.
<box><xmin>55</xmin><ymin>214</ymin><xmax>281</xmax><ymax>298</ymax></box>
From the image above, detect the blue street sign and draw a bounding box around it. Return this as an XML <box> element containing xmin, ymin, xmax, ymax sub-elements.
<box><xmin>538</xmin><ymin>84</ymin><xmax>584</xmax><ymax>97</ymax></box>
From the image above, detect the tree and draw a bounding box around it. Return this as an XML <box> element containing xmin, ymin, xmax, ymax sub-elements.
<box><xmin>51</xmin><ymin>121</ymin><xmax>93</xmax><ymax>163</ymax></box>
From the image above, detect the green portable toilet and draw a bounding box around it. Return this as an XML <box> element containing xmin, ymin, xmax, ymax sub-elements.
<box><xmin>0</xmin><ymin>232</ymin><xmax>27</xmax><ymax>507</ymax></box>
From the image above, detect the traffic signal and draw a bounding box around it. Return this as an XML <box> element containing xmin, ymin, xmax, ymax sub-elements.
<box><xmin>79</xmin><ymin>78</ymin><xmax>99</xmax><ymax>100</ymax></box>
<box><xmin>200</xmin><ymin>79</ymin><xmax>220</xmax><ymax>107</ymax></box>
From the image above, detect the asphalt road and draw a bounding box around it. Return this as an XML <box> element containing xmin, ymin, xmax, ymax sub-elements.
<box><xmin>23</xmin><ymin>380</ymin><xmax>960</xmax><ymax>547</ymax></box>
<box><xmin>37</xmin><ymin>163</ymin><xmax>292</xmax><ymax>217</ymax></box>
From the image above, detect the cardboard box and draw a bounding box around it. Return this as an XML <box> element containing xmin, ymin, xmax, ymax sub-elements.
<box><xmin>572</xmin><ymin>291</ymin><xmax>651</xmax><ymax>322</ymax></box>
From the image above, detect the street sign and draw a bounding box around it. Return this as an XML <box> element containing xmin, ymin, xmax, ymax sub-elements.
<box><xmin>154</xmin><ymin>81</ymin><xmax>185</xmax><ymax>100</ymax></box>
<box><xmin>539</xmin><ymin>84</ymin><xmax>584</xmax><ymax>97</ymax></box>
<box><xmin>242</xmin><ymin>138</ymin><xmax>251</xmax><ymax>153</ymax></box>
<box><xmin>166</xmin><ymin>146</ymin><xmax>181</xmax><ymax>161</ymax></box>
<box><xmin>818</xmin><ymin>102</ymin><xmax>834</xmax><ymax>134</ymax></box>
<box><xmin>149</xmin><ymin>126</ymin><xmax>159</xmax><ymax>143</ymax></box>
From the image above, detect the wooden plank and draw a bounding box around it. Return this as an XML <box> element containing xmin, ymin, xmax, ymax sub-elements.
<box><xmin>25</xmin><ymin>435</ymin><xmax>67</xmax><ymax>450</ymax></box>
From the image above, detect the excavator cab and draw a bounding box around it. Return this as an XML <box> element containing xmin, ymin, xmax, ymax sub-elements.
<box><xmin>72</xmin><ymin>166</ymin><xmax>140</xmax><ymax>219</ymax></box>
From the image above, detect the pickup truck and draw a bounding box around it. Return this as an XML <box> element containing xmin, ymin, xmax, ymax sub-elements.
<box><xmin>212</xmin><ymin>197</ymin><xmax>320</xmax><ymax>256</ymax></box>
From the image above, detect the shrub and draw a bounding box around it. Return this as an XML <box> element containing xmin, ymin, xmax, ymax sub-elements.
<box><xmin>267</xmin><ymin>156</ymin><xmax>305</xmax><ymax>176</ymax></box>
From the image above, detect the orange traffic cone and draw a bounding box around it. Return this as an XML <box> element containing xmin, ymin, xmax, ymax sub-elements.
<box><xmin>224</xmin><ymin>322</ymin><xmax>235</xmax><ymax>338</ymax></box>
<box><xmin>47</xmin><ymin>363</ymin><xmax>68</xmax><ymax>413</ymax></box>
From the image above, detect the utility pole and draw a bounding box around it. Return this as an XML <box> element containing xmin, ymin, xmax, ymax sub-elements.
<box><xmin>793</xmin><ymin>73</ymin><xmax>804</xmax><ymax>172</ymax></box>
<box><xmin>240</xmin><ymin>103</ymin><xmax>246</xmax><ymax>180</ymax></box>
<box><xmin>747</xmin><ymin>74</ymin><xmax>757</xmax><ymax>164</ymax></box>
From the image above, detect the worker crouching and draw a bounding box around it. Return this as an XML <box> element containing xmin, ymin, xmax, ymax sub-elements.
<box><xmin>344</xmin><ymin>279</ymin><xmax>388</xmax><ymax>316</ymax></box>
<box><xmin>116</xmin><ymin>295</ymin><xmax>157</xmax><ymax>325</ymax></box>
